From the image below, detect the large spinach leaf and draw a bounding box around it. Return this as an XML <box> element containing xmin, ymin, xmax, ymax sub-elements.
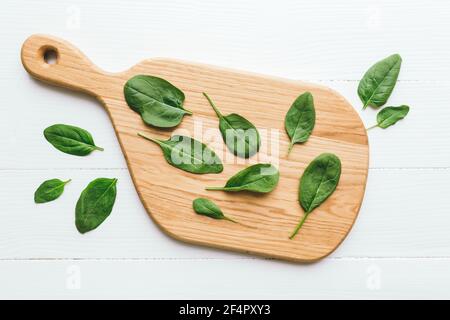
<box><xmin>284</xmin><ymin>92</ymin><xmax>315</xmax><ymax>155</ymax></box>
<box><xmin>203</xmin><ymin>92</ymin><xmax>260</xmax><ymax>158</ymax></box>
<box><xmin>289</xmin><ymin>153</ymin><xmax>341</xmax><ymax>239</ymax></box>
<box><xmin>124</xmin><ymin>75</ymin><xmax>192</xmax><ymax>128</ymax></box>
<box><xmin>206</xmin><ymin>163</ymin><xmax>279</xmax><ymax>193</ymax></box>
<box><xmin>358</xmin><ymin>54</ymin><xmax>402</xmax><ymax>109</ymax></box>
<box><xmin>44</xmin><ymin>124</ymin><xmax>103</xmax><ymax>156</ymax></box>
<box><xmin>138</xmin><ymin>133</ymin><xmax>223</xmax><ymax>174</ymax></box>
<box><xmin>75</xmin><ymin>178</ymin><xmax>117</xmax><ymax>234</ymax></box>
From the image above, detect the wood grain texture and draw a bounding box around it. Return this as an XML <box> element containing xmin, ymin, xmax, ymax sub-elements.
<box><xmin>21</xmin><ymin>34</ymin><xmax>369</xmax><ymax>262</ymax></box>
<box><xmin>0</xmin><ymin>81</ymin><xmax>445</xmax><ymax>169</ymax></box>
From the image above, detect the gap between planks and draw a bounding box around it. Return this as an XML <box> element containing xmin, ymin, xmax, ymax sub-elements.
<box><xmin>2</xmin><ymin>256</ymin><xmax>450</xmax><ymax>261</ymax></box>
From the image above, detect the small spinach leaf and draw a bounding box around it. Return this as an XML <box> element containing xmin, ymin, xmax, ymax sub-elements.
<box><xmin>34</xmin><ymin>178</ymin><xmax>71</xmax><ymax>203</ymax></box>
<box><xmin>367</xmin><ymin>105</ymin><xmax>410</xmax><ymax>130</ymax></box>
<box><xmin>358</xmin><ymin>54</ymin><xmax>402</xmax><ymax>109</ymax></box>
<box><xmin>284</xmin><ymin>92</ymin><xmax>315</xmax><ymax>155</ymax></box>
<box><xmin>75</xmin><ymin>178</ymin><xmax>117</xmax><ymax>234</ymax></box>
<box><xmin>206</xmin><ymin>163</ymin><xmax>279</xmax><ymax>193</ymax></box>
<box><xmin>124</xmin><ymin>75</ymin><xmax>192</xmax><ymax>128</ymax></box>
<box><xmin>203</xmin><ymin>92</ymin><xmax>260</xmax><ymax>158</ymax></box>
<box><xmin>289</xmin><ymin>153</ymin><xmax>341</xmax><ymax>239</ymax></box>
<box><xmin>138</xmin><ymin>133</ymin><xmax>223</xmax><ymax>174</ymax></box>
<box><xmin>193</xmin><ymin>198</ymin><xmax>237</xmax><ymax>223</ymax></box>
<box><xmin>44</xmin><ymin>124</ymin><xmax>103</xmax><ymax>156</ymax></box>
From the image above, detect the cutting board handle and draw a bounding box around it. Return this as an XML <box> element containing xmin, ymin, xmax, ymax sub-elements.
<box><xmin>21</xmin><ymin>34</ymin><xmax>111</xmax><ymax>97</ymax></box>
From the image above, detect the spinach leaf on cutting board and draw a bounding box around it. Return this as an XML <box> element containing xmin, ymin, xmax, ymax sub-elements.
<box><xmin>203</xmin><ymin>92</ymin><xmax>260</xmax><ymax>158</ymax></box>
<box><xmin>124</xmin><ymin>75</ymin><xmax>192</xmax><ymax>128</ymax></box>
<box><xmin>290</xmin><ymin>153</ymin><xmax>341</xmax><ymax>239</ymax></box>
<box><xmin>138</xmin><ymin>133</ymin><xmax>223</xmax><ymax>174</ymax></box>
<box><xmin>193</xmin><ymin>198</ymin><xmax>237</xmax><ymax>223</ymax></box>
<box><xmin>284</xmin><ymin>92</ymin><xmax>315</xmax><ymax>155</ymax></box>
<box><xmin>206</xmin><ymin>163</ymin><xmax>279</xmax><ymax>193</ymax></box>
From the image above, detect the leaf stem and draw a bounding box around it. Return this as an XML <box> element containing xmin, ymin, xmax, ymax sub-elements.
<box><xmin>137</xmin><ymin>132</ymin><xmax>160</xmax><ymax>145</ymax></box>
<box><xmin>362</xmin><ymin>101</ymin><xmax>370</xmax><ymax>110</ymax></box>
<box><xmin>289</xmin><ymin>212</ymin><xmax>310</xmax><ymax>239</ymax></box>
<box><xmin>287</xmin><ymin>142</ymin><xmax>294</xmax><ymax>156</ymax></box>
<box><xmin>205</xmin><ymin>186</ymin><xmax>226</xmax><ymax>191</ymax></box>
<box><xmin>366</xmin><ymin>124</ymin><xmax>379</xmax><ymax>131</ymax></box>
<box><xmin>202</xmin><ymin>92</ymin><xmax>223</xmax><ymax>118</ymax></box>
<box><xmin>94</xmin><ymin>146</ymin><xmax>104</xmax><ymax>151</ymax></box>
<box><xmin>205</xmin><ymin>186</ymin><xmax>242</xmax><ymax>191</ymax></box>
<box><xmin>223</xmin><ymin>216</ymin><xmax>238</xmax><ymax>223</ymax></box>
<box><xmin>64</xmin><ymin>179</ymin><xmax>72</xmax><ymax>185</ymax></box>
<box><xmin>184</xmin><ymin>108</ymin><xmax>193</xmax><ymax>115</ymax></box>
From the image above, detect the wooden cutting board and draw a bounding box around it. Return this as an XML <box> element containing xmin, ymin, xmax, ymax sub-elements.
<box><xmin>21</xmin><ymin>34</ymin><xmax>369</xmax><ymax>262</ymax></box>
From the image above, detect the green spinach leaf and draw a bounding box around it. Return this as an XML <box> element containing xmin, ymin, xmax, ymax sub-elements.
<box><xmin>367</xmin><ymin>105</ymin><xmax>410</xmax><ymax>130</ymax></box>
<box><xmin>138</xmin><ymin>133</ymin><xmax>223</xmax><ymax>174</ymax></box>
<box><xmin>290</xmin><ymin>153</ymin><xmax>341</xmax><ymax>239</ymax></box>
<box><xmin>124</xmin><ymin>75</ymin><xmax>192</xmax><ymax>128</ymax></box>
<box><xmin>203</xmin><ymin>92</ymin><xmax>260</xmax><ymax>158</ymax></box>
<box><xmin>44</xmin><ymin>124</ymin><xmax>103</xmax><ymax>156</ymax></box>
<box><xmin>284</xmin><ymin>92</ymin><xmax>315</xmax><ymax>155</ymax></box>
<box><xmin>358</xmin><ymin>54</ymin><xmax>402</xmax><ymax>109</ymax></box>
<box><xmin>206</xmin><ymin>163</ymin><xmax>279</xmax><ymax>193</ymax></box>
<box><xmin>75</xmin><ymin>178</ymin><xmax>117</xmax><ymax>234</ymax></box>
<box><xmin>34</xmin><ymin>178</ymin><xmax>71</xmax><ymax>203</ymax></box>
<box><xmin>193</xmin><ymin>198</ymin><xmax>237</xmax><ymax>223</ymax></box>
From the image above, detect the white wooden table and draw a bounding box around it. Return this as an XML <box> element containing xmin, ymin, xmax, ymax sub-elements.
<box><xmin>1</xmin><ymin>0</ymin><xmax>449</xmax><ymax>299</ymax></box>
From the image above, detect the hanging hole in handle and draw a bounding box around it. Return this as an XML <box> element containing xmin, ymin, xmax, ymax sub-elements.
<box><xmin>39</xmin><ymin>46</ymin><xmax>59</xmax><ymax>65</ymax></box>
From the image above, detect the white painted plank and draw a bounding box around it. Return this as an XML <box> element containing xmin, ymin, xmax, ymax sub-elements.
<box><xmin>0</xmin><ymin>258</ymin><xmax>449</xmax><ymax>299</ymax></box>
<box><xmin>0</xmin><ymin>169</ymin><xmax>237</xmax><ymax>260</ymax></box>
<box><xmin>1</xmin><ymin>0</ymin><xmax>449</xmax><ymax>80</ymax></box>
<box><xmin>337</xmin><ymin>168</ymin><xmax>450</xmax><ymax>257</ymax></box>
<box><xmin>0</xmin><ymin>79</ymin><xmax>448</xmax><ymax>168</ymax></box>
<box><xmin>325</xmin><ymin>81</ymin><xmax>450</xmax><ymax>168</ymax></box>
<box><xmin>0</xmin><ymin>168</ymin><xmax>449</xmax><ymax>259</ymax></box>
